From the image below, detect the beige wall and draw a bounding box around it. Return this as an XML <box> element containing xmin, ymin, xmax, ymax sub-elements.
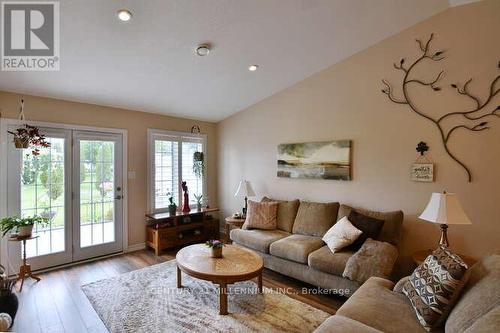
<box><xmin>0</xmin><ymin>91</ymin><xmax>217</xmax><ymax>247</ymax></box>
<box><xmin>217</xmin><ymin>1</ymin><xmax>500</xmax><ymax>260</ymax></box>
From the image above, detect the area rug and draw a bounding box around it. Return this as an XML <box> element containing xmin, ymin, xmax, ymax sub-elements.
<box><xmin>82</xmin><ymin>260</ymin><xmax>330</xmax><ymax>333</ymax></box>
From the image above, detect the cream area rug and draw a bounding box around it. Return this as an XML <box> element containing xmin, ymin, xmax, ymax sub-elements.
<box><xmin>82</xmin><ymin>260</ymin><xmax>330</xmax><ymax>333</ymax></box>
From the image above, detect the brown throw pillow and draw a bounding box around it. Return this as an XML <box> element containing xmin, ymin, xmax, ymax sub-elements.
<box><xmin>243</xmin><ymin>200</ymin><xmax>279</xmax><ymax>230</ymax></box>
<box><xmin>402</xmin><ymin>246</ymin><xmax>469</xmax><ymax>331</ymax></box>
<box><xmin>347</xmin><ymin>210</ymin><xmax>385</xmax><ymax>249</ymax></box>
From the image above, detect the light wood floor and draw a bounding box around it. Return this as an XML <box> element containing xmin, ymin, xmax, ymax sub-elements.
<box><xmin>11</xmin><ymin>249</ymin><xmax>344</xmax><ymax>333</ymax></box>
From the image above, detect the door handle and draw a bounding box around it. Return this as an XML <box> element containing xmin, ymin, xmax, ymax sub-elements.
<box><xmin>115</xmin><ymin>195</ymin><xmax>122</xmax><ymax>200</ymax></box>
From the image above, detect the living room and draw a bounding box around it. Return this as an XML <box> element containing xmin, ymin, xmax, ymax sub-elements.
<box><xmin>0</xmin><ymin>0</ymin><xmax>499</xmax><ymax>332</ymax></box>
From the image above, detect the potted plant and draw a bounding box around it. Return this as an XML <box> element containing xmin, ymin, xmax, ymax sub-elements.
<box><xmin>193</xmin><ymin>151</ymin><xmax>204</xmax><ymax>178</ymax></box>
<box><xmin>194</xmin><ymin>194</ymin><xmax>203</xmax><ymax>211</ymax></box>
<box><xmin>205</xmin><ymin>239</ymin><xmax>224</xmax><ymax>258</ymax></box>
<box><xmin>0</xmin><ymin>216</ymin><xmax>49</xmax><ymax>238</ymax></box>
<box><xmin>0</xmin><ymin>265</ymin><xmax>17</xmax><ymax>327</ymax></box>
<box><xmin>8</xmin><ymin>124</ymin><xmax>51</xmax><ymax>155</ymax></box>
<box><xmin>167</xmin><ymin>194</ymin><xmax>177</xmax><ymax>216</ymax></box>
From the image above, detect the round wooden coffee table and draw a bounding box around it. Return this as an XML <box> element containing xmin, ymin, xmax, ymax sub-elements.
<box><xmin>176</xmin><ymin>244</ymin><xmax>264</xmax><ymax>315</ymax></box>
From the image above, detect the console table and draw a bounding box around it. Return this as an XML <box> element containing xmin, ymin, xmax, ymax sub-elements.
<box><xmin>145</xmin><ymin>208</ymin><xmax>219</xmax><ymax>255</ymax></box>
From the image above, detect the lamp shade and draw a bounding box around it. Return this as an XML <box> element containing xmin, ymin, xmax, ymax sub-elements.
<box><xmin>234</xmin><ymin>180</ymin><xmax>255</xmax><ymax>197</ymax></box>
<box><xmin>419</xmin><ymin>192</ymin><xmax>472</xmax><ymax>225</ymax></box>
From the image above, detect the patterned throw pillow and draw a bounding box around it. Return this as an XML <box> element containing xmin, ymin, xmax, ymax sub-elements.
<box><xmin>403</xmin><ymin>246</ymin><xmax>469</xmax><ymax>331</ymax></box>
<box><xmin>242</xmin><ymin>200</ymin><xmax>279</xmax><ymax>230</ymax></box>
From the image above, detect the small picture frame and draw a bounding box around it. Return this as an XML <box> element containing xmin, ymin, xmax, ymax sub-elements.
<box><xmin>411</xmin><ymin>163</ymin><xmax>434</xmax><ymax>182</ymax></box>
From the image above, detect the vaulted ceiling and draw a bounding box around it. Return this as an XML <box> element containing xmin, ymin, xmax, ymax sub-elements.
<box><xmin>0</xmin><ymin>0</ymin><xmax>460</xmax><ymax>121</ymax></box>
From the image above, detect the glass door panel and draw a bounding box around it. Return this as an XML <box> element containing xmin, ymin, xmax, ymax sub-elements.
<box><xmin>7</xmin><ymin>128</ymin><xmax>72</xmax><ymax>271</ymax></box>
<box><xmin>22</xmin><ymin>138</ymin><xmax>66</xmax><ymax>257</ymax></box>
<box><xmin>73</xmin><ymin>132</ymin><xmax>123</xmax><ymax>261</ymax></box>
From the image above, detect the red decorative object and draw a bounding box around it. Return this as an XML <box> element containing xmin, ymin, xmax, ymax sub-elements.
<box><xmin>181</xmin><ymin>181</ymin><xmax>191</xmax><ymax>213</ymax></box>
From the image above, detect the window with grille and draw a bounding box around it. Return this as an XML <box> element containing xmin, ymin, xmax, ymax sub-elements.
<box><xmin>148</xmin><ymin>130</ymin><xmax>206</xmax><ymax>212</ymax></box>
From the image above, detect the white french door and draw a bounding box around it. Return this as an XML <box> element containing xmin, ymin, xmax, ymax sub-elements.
<box><xmin>6</xmin><ymin>127</ymin><xmax>124</xmax><ymax>271</ymax></box>
<box><xmin>72</xmin><ymin>131</ymin><xmax>123</xmax><ymax>261</ymax></box>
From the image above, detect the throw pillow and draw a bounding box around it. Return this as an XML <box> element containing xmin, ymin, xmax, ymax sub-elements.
<box><xmin>261</xmin><ymin>196</ymin><xmax>300</xmax><ymax>233</ymax></box>
<box><xmin>322</xmin><ymin>216</ymin><xmax>362</xmax><ymax>253</ymax></box>
<box><xmin>402</xmin><ymin>246</ymin><xmax>469</xmax><ymax>331</ymax></box>
<box><xmin>242</xmin><ymin>200</ymin><xmax>279</xmax><ymax>230</ymax></box>
<box><xmin>347</xmin><ymin>210</ymin><xmax>385</xmax><ymax>249</ymax></box>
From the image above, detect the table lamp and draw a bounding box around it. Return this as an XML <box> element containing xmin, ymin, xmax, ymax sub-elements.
<box><xmin>234</xmin><ymin>180</ymin><xmax>255</xmax><ymax>218</ymax></box>
<box><xmin>419</xmin><ymin>191</ymin><xmax>472</xmax><ymax>248</ymax></box>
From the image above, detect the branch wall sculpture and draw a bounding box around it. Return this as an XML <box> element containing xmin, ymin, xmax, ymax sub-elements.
<box><xmin>381</xmin><ymin>33</ymin><xmax>500</xmax><ymax>182</ymax></box>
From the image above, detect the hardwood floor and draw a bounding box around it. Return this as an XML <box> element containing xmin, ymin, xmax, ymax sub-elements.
<box><xmin>11</xmin><ymin>249</ymin><xmax>344</xmax><ymax>333</ymax></box>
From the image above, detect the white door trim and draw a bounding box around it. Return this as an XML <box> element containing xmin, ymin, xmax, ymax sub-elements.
<box><xmin>0</xmin><ymin>118</ymin><xmax>128</xmax><ymax>274</ymax></box>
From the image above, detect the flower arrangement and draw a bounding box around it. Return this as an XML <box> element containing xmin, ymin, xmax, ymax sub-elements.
<box><xmin>205</xmin><ymin>239</ymin><xmax>224</xmax><ymax>249</ymax></box>
<box><xmin>206</xmin><ymin>239</ymin><xmax>224</xmax><ymax>258</ymax></box>
<box><xmin>8</xmin><ymin>124</ymin><xmax>51</xmax><ymax>155</ymax></box>
<box><xmin>193</xmin><ymin>151</ymin><xmax>204</xmax><ymax>178</ymax></box>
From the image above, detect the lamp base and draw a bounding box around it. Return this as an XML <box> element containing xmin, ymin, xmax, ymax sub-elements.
<box><xmin>439</xmin><ymin>224</ymin><xmax>449</xmax><ymax>248</ymax></box>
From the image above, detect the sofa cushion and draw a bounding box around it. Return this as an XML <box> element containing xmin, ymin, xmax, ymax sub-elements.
<box><xmin>322</xmin><ymin>216</ymin><xmax>362</xmax><ymax>253</ymax></box>
<box><xmin>347</xmin><ymin>211</ymin><xmax>385</xmax><ymax>249</ymax></box>
<box><xmin>337</xmin><ymin>205</ymin><xmax>403</xmax><ymax>245</ymax></box>
<box><xmin>270</xmin><ymin>234</ymin><xmax>324</xmax><ymax>264</ymax></box>
<box><xmin>230</xmin><ymin>229</ymin><xmax>290</xmax><ymax>253</ymax></box>
<box><xmin>446</xmin><ymin>253</ymin><xmax>500</xmax><ymax>332</ymax></box>
<box><xmin>463</xmin><ymin>307</ymin><xmax>500</xmax><ymax>333</ymax></box>
<box><xmin>242</xmin><ymin>200</ymin><xmax>278</xmax><ymax>230</ymax></box>
<box><xmin>336</xmin><ymin>277</ymin><xmax>427</xmax><ymax>333</ymax></box>
<box><xmin>314</xmin><ymin>315</ymin><xmax>383</xmax><ymax>333</ymax></box>
<box><xmin>292</xmin><ymin>201</ymin><xmax>339</xmax><ymax>237</ymax></box>
<box><xmin>403</xmin><ymin>246</ymin><xmax>468</xmax><ymax>331</ymax></box>
<box><xmin>308</xmin><ymin>246</ymin><xmax>355</xmax><ymax>276</ymax></box>
<box><xmin>261</xmin><ymin>196</ymin><xmax>300</xmax><ymax>233</ymax></box>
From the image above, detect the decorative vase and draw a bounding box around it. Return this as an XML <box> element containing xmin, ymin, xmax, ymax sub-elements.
<box><xmin>17</xmin><ymin>224</ymin><xmax>33</xmax><ymax>237</ymax></box>
<box><xmin>211</xmin><ymin>247</ymin><xmax>223</xmax><ymax>258</ymax></box>
<box><xmin>182</xmin><ymin>191</ymin><xmax>191</xmax><ymax>213</ymax></box>
<box><xmin>13</xmin><ymin>137</ymin><xmax>29</xmax><ymax>149</ymax></box>
<box><xmin>168</xmin><ymin>205</ymin><xmax>177</xmax><ymax>216</ymax></box>
<box><xmin>0</xmin><ymin>292</ymin><xmax>18</xmax><ymax>324</ymax></box>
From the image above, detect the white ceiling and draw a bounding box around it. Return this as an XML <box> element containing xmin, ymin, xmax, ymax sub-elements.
<box><xmin>0</xmin><ymin>0</ymin><xmax>453</xmax><ymax>122</ymax></box>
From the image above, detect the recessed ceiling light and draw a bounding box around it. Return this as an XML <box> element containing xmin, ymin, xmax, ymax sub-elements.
<box><xmin>248</xmin><ymin>65</ymin><xmax>259</xmax><ymax>71</ymax></box>
<box><xmin>117</xmin><ymin>9</ymin><xmax>132</xmax><ymax>22</ymax></box>
<box><xmin>195</xmin><ymin>44</ymin><xmax>211</xmax><ymax>56</ymax></box>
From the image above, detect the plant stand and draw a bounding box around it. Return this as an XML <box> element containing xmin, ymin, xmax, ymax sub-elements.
<box><xmin>8</xmin><ymin>236</ymin><xmax>41</xmax><ymax>291</ymax></box>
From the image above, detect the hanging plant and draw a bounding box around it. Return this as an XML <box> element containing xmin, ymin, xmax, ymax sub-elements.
<box><xmin>193</xmin><ymin>151</ymin><xmax>204</xmax><ymax>178</ymax></box>
<box><xmin>8</xmin><ymin>124</ymin><xmax>50</xmax><ymax>155</ymax></box>
<box><xmin>7</xmin><ymin>100</ymin><xmax>50</xmax><ymax>155</ymax></box>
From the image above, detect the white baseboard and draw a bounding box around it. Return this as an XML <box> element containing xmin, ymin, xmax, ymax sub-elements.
<box><xmin>126</xmin><ymin>242</ymin><xmax>146</xmax><ymax>253</ymax></box>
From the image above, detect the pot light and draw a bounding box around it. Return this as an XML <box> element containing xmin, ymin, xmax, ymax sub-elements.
<box><xmin>248</xmin><ymin>64</ymin><xmax>259</xmax><ymax>72</ymax></box>
<box><xmin>195</xmin><ymin>44</ymin><xmax>211</xmax><ymax>56</ymax></box>
<box><xmin>117</xmin><ymin>9</ymin><xmax>132</xmax><ymax>22</ymax></box>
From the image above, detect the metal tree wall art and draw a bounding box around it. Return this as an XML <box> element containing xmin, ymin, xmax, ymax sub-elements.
<box><xmin>381</xmin><ymin>33</ymin><xmax>499</xmax><ymax>182</ymax></box>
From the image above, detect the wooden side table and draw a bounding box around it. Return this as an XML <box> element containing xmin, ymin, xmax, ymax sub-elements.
<box><xmin>224</xmin><ymin>217</ymin><xmax>245</xmax><ymax>244</ymax></box>
<box><xmin>412</xmin><ymin>249</ymin><xmax>476</xmax><ymax>267</ymax></box>
<box><xmin>8</xmin><ymin>235</ymin><xmax>41</xmax><ymax>291</ymax></box>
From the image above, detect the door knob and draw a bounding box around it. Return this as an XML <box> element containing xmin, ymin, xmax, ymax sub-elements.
<box><xmin>115</xmin><ymin>195</ymin><xmax>122</xmax><ymax>200</ymax></box>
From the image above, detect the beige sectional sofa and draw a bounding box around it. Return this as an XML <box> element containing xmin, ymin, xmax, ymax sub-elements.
<box><xmin>315</xmin><ymin>253</ymin><xmax>500</xmax><ymax>332</ymax></box>
<box><xmin>230</xmin><ymin>199</ymin><xmax>403</xmax><ymax>297</ymax></box>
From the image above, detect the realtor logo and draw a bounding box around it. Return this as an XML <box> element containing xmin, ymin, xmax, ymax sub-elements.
<box><xmin>1</xmin><ymin>1</ymin><xmax>60</xmax><ymax>71</ymax></box>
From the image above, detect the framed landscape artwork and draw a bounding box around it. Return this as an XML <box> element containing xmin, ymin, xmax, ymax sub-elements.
<box><xmin>277</xmin><ymin>140</ymin><xmax>352</xmax><ymax>180</ymax></box>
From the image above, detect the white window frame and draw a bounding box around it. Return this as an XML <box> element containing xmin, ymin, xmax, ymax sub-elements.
<box><xmin>147</xmin><ymin>129</ymin><xmax>207</xmax><ymax>213</ymax></box>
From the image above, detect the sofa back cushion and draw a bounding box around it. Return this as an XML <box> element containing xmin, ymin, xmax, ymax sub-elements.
<box><xmin>242</xmin><ymin>200</ymin><xmax>279</xmax><ymax>230</ymax></box>
<box><xmin>261</xmin><ymin>197</ymin><xmax>300</xmax><ymax>233</ymax></box>
<box><xmin>337</xmin><ymin>204</ymin><xmax>403</xmax><ymax>245</ymax></box>
<box><xmin>446</xmin><ymin>253</ymin><xmax>500</xmax><ymax>332</ymax></box>
<box><xmin>292</xmin><ymin>201</ymin><xmax>339</xmax><ymax>237</ymax></box>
